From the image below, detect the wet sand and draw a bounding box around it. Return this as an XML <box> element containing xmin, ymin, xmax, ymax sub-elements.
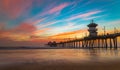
<box><xmin>0</xmin><ymin>60</ymin><xmax>120</xmax><ymax>70</ymax></box>
<box><xmin>0</xmin><ymin>48</ymin><xmax>120</xmax><ymax>70</ymax></box>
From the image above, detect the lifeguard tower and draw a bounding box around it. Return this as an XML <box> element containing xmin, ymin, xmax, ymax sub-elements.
<box><xmin>87</xmin><ymin>20</ymin><xmax>98</xmax><ymax>37</ymax></box>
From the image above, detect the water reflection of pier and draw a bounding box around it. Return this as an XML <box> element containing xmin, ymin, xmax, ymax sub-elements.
<box><xmin>48</xmin><ymin>20</ymin><xmax>120</xmax><ymax>49</ymax></box>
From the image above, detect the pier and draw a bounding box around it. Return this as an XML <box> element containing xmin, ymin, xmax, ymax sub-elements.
<box><xmin>47</xmin><ymin>20</ymin><xmax>120</xmax><ymax>49</ymax></box>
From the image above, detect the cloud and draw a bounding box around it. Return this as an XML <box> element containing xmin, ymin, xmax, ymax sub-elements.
<box><xmin>0</xmin><ymin>37</ymin><xmax>48</xmax><ymax>47</ymax></box>
<box><xmin>0</xmin><ymin>0</ymin><xmax>37</xmax><ymax>19</ymax></box>
<box><xmin>31</xmin><ymin>18</ymin><xmax>45</xmax><ymax>25</ymax></box>
<box><xmin>35</xmin><ymin>21</ymin><xmax>83</xmax><ymax>37</ymax></box>
<box><xmin>0</xmin><ymin>23</ymin><xmax>50</xmax><ymax>47</ymax></box>
<box><xmin>68</xmin><ymin>10</ymin><xmax>102</xmax><ymax>20</ymax></box>
<box><xmin>13</xmin><ymin>23</ymin><xmax>37</xmax><ymax>34</ymax></box>
<box><xmin>42</xmin><ymin>22</ymin><xmax>87</xmax><ymax>37</ymax></box>
<box><xmin>51</xmin><ymin>22</ymin><xmax>76</xmax><ymax>32</ymax></box>
<box><xmin>17</xmin><ymin>2</ymin><xmax>70</xmax><ymax>29</ymax></box>
<box><xmin>49</xmin><ymin>29</ymin><xmax>87</xmax><ymax>40</ymax></box>
<box><xmin>36</xmin><ymin>21</ymin><xmax>59</xmax><ymax>28</ymax></box>
<box><xmin>97</xmin><ymin>20</ymin><xmax>120</xmax><ymax>28</ymax></box>
<box><xmin>33</xmin><ymin>28</ymin><xmax>50</xmax><ymax>36</ymax></box>
<box><xmin>43</xmin><ymin>22</ymin><xmax>75</xmax><ymax>35</ymax></box>
<box><xmin>0</xmin><ymin>22</ymin><xmax>38</xmax><ymax>41</ymax></box>
<box><xmin>53</xmin><ymin>30</ymin><xmax>87</xmax><ymax>37</ymax></box>
<box><xmin>48</xmin><ymin>3</ymin><xmax>69</xmax><ymax>14</ymax></box>
<box><xmin>49</xmin><ymin>20</ymin><xmax>119</xmax><ymax>37</ymax></box>
<box><xmin>82</xmin><ymin>15</ymin><xmax>105</xmax><ymax>20</ymax></box>
<box><xmin>31</xmin><ymin>2</ymin><xmax>70</xmax><ymax>18</ymax></box>
<box><xmin>0</xmin><ymin>23</ymin><xmax>6</xmax><ymax>30</ymax></box>
<box><xmin>99</xmin><ymin>20</ymin><xmax>120</xmax><ymax>32</ymax></box>
<box><xmin>107</xmin><ymin>20</ymin><xmax>120</xmax><ymax>25</ymax></box>
<box><xmin>0</xmin><ymin>22</ymin><xmax>52</xmax><ymax>42</ymax></box>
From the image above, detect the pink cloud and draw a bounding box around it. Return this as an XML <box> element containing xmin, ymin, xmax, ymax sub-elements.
<box><xmin>68</xmin><ymin>10</ymin><xmax>102</xmax><ymax>20</ymax></box>
<box><xmin>13</xmin><ymin>23</ymin><xmax>37</xmax><ymax>34</ymax></box>
<box><xmin>48</xmin><ymin>3</ymin><xmax>69</xmax><ymax>14</ymax></box>
<box><xmin>0</xmin><ymin>0</ymin><xmax>34</xmax><ymax>19</ymax></box>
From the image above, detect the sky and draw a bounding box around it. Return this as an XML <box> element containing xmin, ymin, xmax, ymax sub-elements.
<box><xmin>0</xmin><ymin>0</ymin><xmax>120</xmax><ymax>47</ymax></box>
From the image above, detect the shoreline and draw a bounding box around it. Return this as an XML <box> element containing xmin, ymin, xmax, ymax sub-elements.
<box><xmin>0</xmin><ymin>47</ymin><xmax>120</xmax><ymax>50</ymax></box>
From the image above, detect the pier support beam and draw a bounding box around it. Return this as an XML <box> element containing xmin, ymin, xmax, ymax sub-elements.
<box><xmin>110</xmin><ymin>38</ymin><xmax>112</xmax><ymax>49</ymax></box>
<box><xmin>105</xmin><ymin>39</ymin><xmax>108</xmax><ymax>48</ymax></box>
<box><xmin>98</xmin><ymin>39</ymin><xmax>100</xmax><ymax>48</ymax></box>
<box><xmin>113</xmin><ymin>37</ymin><xmax>118</xmax><ymax>49</ymax></box>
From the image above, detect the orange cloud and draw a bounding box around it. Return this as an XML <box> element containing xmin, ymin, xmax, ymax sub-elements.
<box><xmin>0</xmin><ymin>30</ymin><xmax>30</xmax><ymax>41</ymax></box>
<box><xmin>32</xmin><ymin>28</ymin><xmax>50</xmax><ymax>36</ymax></box>
<box><xmin>49</xmin><ymin>29</ymin><xmax>88</xmax><ymax>40</ymax></box>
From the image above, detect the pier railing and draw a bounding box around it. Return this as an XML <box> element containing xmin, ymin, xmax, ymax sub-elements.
<box><xmin>55</xmin><ymin>32</ymin><xmax>120</xmax><ymax>48</ymax></box>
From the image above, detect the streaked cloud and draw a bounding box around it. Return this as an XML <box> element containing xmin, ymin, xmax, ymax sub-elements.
<box><xmin>31</xmin><ymin>18</ymin><xmax>45</xmax><ymax>25</ymax></box>
<box><xmin>68</xmin><ymin>10</ymin><xmax>102</xmax><ymax>20</ymax></box>
<box><xmin>43</xmin><ymin>22</ymin><xmax>86</xmax><ymax>36</ymax></box>
<box><xmin>36</xmin><ymin>21</ymin><xmax>59</xmax><ymax>28</ymax></box>
<box><xmin>48</xmin><ymin>3</ymin><xmax>70</xmax><ymax>14</ymax></box>
<box><xmin>82</xmin><ymin>15</ymin><xmax>106</xmax><ymax>20</ymax></box>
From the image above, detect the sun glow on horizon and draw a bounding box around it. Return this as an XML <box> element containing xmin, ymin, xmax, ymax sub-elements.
<box><xmin>0</xmin><ymin>0</ymin><xmax>120</xmax><ymax>47</ymax></box>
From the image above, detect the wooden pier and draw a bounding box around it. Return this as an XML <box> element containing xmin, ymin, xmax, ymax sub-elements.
<box><xmin>47</xmin><ymin>20</ymin><xmax>120</xmax><ymax>49</ymax></box>
<box><xmin>56</xmin><ymin>33</ymin><xmax>120</xmax><ymax>49</ymax></box>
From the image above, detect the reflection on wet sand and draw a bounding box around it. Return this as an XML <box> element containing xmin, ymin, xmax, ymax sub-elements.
<box><xmin>0</xmin><ymin>48</ymin><xmax>120</xmax><ymax>70</ymax></box>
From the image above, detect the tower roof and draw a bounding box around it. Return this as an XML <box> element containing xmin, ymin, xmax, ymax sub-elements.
<box><xmin>87</xmin><ymin>20</ymin><xmax>98</xmax><ymax>27</ymax></box>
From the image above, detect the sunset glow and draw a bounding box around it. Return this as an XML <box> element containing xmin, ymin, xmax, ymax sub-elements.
<box><xmin>0</xmin><ymin>0</ymin><xmax>120</xmax><ymax>47</ymax></box>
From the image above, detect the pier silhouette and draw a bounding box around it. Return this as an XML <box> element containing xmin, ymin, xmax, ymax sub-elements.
<box><xmin>47</xmin><ymin>20</ymin><xmax>120</xmax><ymax>49</ymax></box>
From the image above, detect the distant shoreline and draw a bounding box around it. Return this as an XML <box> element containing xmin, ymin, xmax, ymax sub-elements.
<box><xmin>0</xmin><ymin>47</ymin><xmax>119</xmax><ymax>50</ymax></box>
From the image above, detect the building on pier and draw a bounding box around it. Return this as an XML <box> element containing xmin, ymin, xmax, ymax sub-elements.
<box><xmin>87</xmin><ymin>20</ymin><xmax>98</xmax><ymax>37</ymax></box>
<box><xmin>47</xmin><ymin>41</ymin><xmax>57</xmax><ymax>47</ymax></box>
